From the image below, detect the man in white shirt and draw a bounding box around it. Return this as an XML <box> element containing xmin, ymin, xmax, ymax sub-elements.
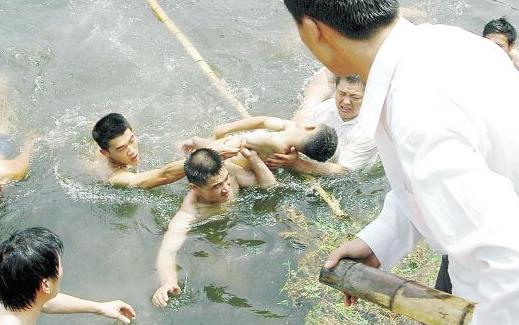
<box><xmin>483</xmin><ymin>17</ymin><xmax>519</xmax><ymax>70</ymax></box>
<box><xmin>267</xmin><ymin>75</ymin><xmax>378</xmax><ymax>174</ymax></box>
<box><xmin>283</xmin><ymin>0</ymin><xmax>519</xmax><ymax>323</ymax></box>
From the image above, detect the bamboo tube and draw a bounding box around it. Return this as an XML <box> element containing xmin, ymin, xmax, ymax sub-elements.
<box><xmin>319</xmin><ymin>259</ymin><xmax>475</xmax><ymax>325</ymax></box>
<box><xmin>145</xmin><ymin>0</ymin><xmax>347</xmax><ymax>219</ymax></box>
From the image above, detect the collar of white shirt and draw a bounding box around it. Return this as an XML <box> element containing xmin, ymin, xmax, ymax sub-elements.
<box><xmin>357</xmin><ymin>17</ymin><xmax>417</xmax><ymax>138</ymax></box>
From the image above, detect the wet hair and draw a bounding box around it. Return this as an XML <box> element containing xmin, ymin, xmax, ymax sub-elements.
<box><xmin>300</xmin><ymin>124</ymin><xmax>338</xmax><ymax>162</ymax></box>
<box><xmin>483</xmin><ymin>17</ymin><xmax>517</xmax><ymax>46</ymax></box>
<box><xmin>335</xmin><ymin>74</ymin><xmax>364</xmax><ymax>87</ymax></box>
<box><xmin>184</xmin><ymin>148</ymin><xmax>223</xmax><ymax>186</ymax></box>
<box><xmin>284</xmin><ymin>0</ymin><xmax>400</xmax><ymax>40</ymax></box>
<box><xmin>92</xmin><ymin>113</ymin><xmax>132</xmax><ymax>150</ymax></box>
<box><xmin>0</xmin><ymin>227</ymin><xmax>63</xmax><ymax>311</ymax></box>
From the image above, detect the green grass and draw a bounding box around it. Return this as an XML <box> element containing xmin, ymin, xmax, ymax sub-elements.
<box><xmin>280</xmin><ymin>209</ymin><xmax>442</xmax><ymax>325</ymax></box>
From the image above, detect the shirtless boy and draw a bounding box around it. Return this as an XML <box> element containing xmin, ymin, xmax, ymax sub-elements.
<box><xmin>152</xmin><ymin>146</ymin><xmax>276</xmax><ymax>307</ymax></box>
<box><xmin>182</xmin><ymin>117</ymin><xmax>338</xmax><ymax>169</ymax></box>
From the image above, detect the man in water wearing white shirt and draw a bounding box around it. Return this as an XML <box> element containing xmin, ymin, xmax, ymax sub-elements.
<box><xmin>267</xmin><ymin>75</ymin><xmax>378</xmax><ymax>174</ymax></box>
<box><xmin>283</xmin><ymin>0</ymin><xmax>519</xmax><ymax>323</ymax></box>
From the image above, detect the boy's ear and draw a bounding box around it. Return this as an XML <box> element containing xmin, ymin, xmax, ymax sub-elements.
<box><xmin>40</xmin><ymin>278</ymin><xmax>51</xmax><ymax>294</ymax></box>
<box><xmin>100</xmin><ymin>148</ymin><xmax>109</xmax><ymax>157</ymax></box>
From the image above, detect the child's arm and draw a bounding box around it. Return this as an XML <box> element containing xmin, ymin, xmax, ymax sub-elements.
<box><xmin>152</xmin><ymin>192</ymin><xmax>196</xmax><ymax>307</ymax></box>
<box><xmin>226</xmin><ymin>142</ymin><xmax>276</xmax><ymax>188</ymax></box>
<box><xmin>213</xmin><ymin>116</ymin><xmax>288</xmax><ymax>139</ymax></box>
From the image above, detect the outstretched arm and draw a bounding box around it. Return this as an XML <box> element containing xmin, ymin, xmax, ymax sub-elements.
<box><xmin>152</xmin><ymin>192</ymin><xmax>196</xmax><ymax>307</ymax></box>
<box><xmin>293</xmin><ymin>67</ymin><xmax>335</xmax><ymax>123</ymax></box>
<box><xmin>42</xmin><ymin>293</ymin><xmax>136</xmax><ymax>324</ymax></box>
<box><xmin>213</xmin><ymin>116</ymin><xmax>288</xmax><ymax>139</ymax></box>
<box><xmin>109</xmin><ymin>159</ymin><xmax>186</xmax><ymax>189</ymax></box>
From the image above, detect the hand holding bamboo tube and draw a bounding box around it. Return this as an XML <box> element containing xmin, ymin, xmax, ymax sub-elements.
<box><xmin>320</xmin><ymin>256</ymin><xmax>475</xmax><ymax>325</ymax></box>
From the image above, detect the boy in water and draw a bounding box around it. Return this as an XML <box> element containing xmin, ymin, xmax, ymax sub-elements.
<box><xmin>152</xmin><ymin>146</ymin><xmax>276</xmax><ymax>307</ymax></box>
<box><xmin>0</xmin><ymin>227</ymin><xmax>136</xmax><ymax>324</ymax></box>
<box><xmin>181</xmin><ymin>116</ymin><xmax>338</xmax><ymax>169</ymax></box>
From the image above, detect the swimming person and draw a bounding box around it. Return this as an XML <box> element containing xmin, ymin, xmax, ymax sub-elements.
<box><xmin>0</xmin><ymin>79</ymin><xmax>38</xmax><ymax>187</ymax></box>
<box><xmin>0</xmin><ymin>227</ymin><xmax>136</xmax><ymax>324</ymax></box>
<box><xmin>483</xmin><ymin>17</ymin><xmax>519</xmax><ymax>70</ymax></box>
<box><xmin>284</xmin><ymin>0</ymin><xmax>519</xmax><ymax>323</ymax></box>
<box><xmin>181</xmin><ymin>117</ymin><xmax>338</xmax><ymax>172</ymax></box>
<box><xmin>267</xmin><ymin>75</ymin><xmax>378</xmax><ymax>174</ymax></box>
<box><xmin>152</xmin><ymin>147</ymin><xmax>276</xmax><ymax>307</ymax></box>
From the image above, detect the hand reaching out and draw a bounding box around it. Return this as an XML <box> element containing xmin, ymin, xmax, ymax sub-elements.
<box><xmin>96</xmin><ymin>300</ymin><xmax>136</xmax><ymax>324</ymax></box>
<box><xmin>265</xmin><ymin>147</ymin><xmax>298</xmax><ymax>170</ymax></box>
<box><xmin>152</xmin><ymin>283</ymin><xmax>181</xmax><ymax>308</ymax></box>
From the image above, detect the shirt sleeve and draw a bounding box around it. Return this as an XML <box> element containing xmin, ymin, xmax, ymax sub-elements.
<box><xmin>337</xmin><ymin>128</ymin><xmax>378</xmax><ymax>170</ymax></box>
<box><xmin>397</xmin><ymin>116</ymin><xmax>519</xmax><ymax>324</ymax></box>
<box><xmin>357</xmin><ymin>190</ymin><xmax>422</xmax><ymax>270</ymax></box>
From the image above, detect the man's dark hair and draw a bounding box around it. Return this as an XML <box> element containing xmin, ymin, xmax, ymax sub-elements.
<box><xmin>300</xmin><ymin>124</ymin><xmax>338</xmax><ymax>162</ymax></box>
<box><xmin>0</xmin><ymin>227</ymin><xmax>63</xmax><ymax>311</ymax></box>
<box><xmin>483</xmin><ymin>17</ymin><xmax>517</xmax><ymax>46</ymax></box>
<box><xmin>335</xmin><ymin>74</ymin><xmax>364</xmax><ymax>87</ymax></box>
<box><xmin>92</xmin><ymin>113</ymin><xmax>132</xmax><ymax>150</ymax></box>
<box><xmin>284</xmin><ymin>0</ymin><xmax>399</xmax><ymax>40</ymax></box>
<box><xmin>184</xmin><ymin>148</ymin><xmax>223</xmax><ymax>186</ymax></box>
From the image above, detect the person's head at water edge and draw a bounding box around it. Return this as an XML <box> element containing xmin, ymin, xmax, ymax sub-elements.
<box><xmin>335</xmin><ymin>75</ymin><xmax>365</xmax><ymax>121</ymax></box>
<box><xmin>283</xmin><ymin>0</ymin><xmax>399</xmax><ymax>80</ymax></box>
<box><xmin>185</xmin><ymin>148</ymin><xmax>233</xmax><ymax>204</ymax></box>
<box><xmin>0</xmin><ymin>227</ymin><xmax>63</xmax><ymax>312</ymax></box>
<box><xmin>483</xmin><ymin>17</ymin><xmax>517</xmax><ymax>55</ymax></box>
<box><xmin>92</xmin><ymin>113</ymin><xmax>139</xmax><ymax>167</ymax></box>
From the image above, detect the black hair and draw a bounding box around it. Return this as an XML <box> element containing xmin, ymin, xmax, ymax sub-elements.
<box><xmin>284</xmin><ymin>0</ymin><xmax>399</xmax><ymax>40</ymax></box>
<box><xmin>300</xmin><ymin>124</ymin><xmax>338</xmax><ymax>162</ymax></box>
<box><xmin>92</xmin><ymin>113</ymin><xmax>131</xmax><ymax>150</ymax></box>
<box><xmin>335</xmin><ymin>74</ymin><xmax>364</xmax><ymax>87</ymax></box>
<box><xmin>483</xmin><ymin>17</ymin><xmax>517</xmax><ymax>46</ymax></box>
<box><xmin>184</xmin><ymin>148</ymin><xmax>223</xmax><ymax>186</ymax></box>
<box><xmin>0</xmin><ymin>227</ymin><xmax>63</xmax><ymax>311</ymax></box>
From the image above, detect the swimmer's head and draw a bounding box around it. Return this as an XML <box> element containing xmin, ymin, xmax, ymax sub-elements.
<box><xmin>0</xmin><ymin>227</ymin><xmax>64</xmax><ymax>311</ymax></box>
<box><xmin>335</xmin><ymin>74</ymin><xmax>365</xmax><ymax>121</ymax></box>
<box><xmin>185</xmin><ymin>148</ymin><xmax>233</xmax><ymax>204</ymax></box>
<box><xmin>298</xmin><ymin>124</ymin><xmax>338</xmax><ymax>162</ymax></box>
<box><xmin>483</xmin><ymin>17</ymin><xmax>517</xmax><ymax>54</ymax></box>
<box><xmin>92</xmin><ymin>113</ymin><xmax>140</xmax><ymax>166</ymax></box>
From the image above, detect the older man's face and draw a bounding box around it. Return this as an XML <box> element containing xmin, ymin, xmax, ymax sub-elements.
<box><xmin>335</xmin><ymin>79</ymin><xmax>364</xmax><ymax>121</ymax></box>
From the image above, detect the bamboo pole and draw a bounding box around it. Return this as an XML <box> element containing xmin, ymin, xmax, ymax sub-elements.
<box><xmin>145</xmin><ymin>0</ymin><xmax>347</xmax><ymax>219</ymax></box>
<box><xmin>319</xmin><ymin>259</ymin><xmax>475</xmax><ymax>325</ymax></box>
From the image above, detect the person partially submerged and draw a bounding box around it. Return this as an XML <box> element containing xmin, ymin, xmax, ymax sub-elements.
<box><xmin>152</xmin><ymin>147</ymin><xmax>276</xmax><ymax>307</ymax></box>
<box><xmin>0</xmin><ymin>79</ymin><xmax>38</xmax><ymax>187</ymax></box>
<box><xmin>182</xmin><ymin>116</ymin><xmax>338</xmax><ymax>169</ymax></box>
<box><xmin>92</xmin><ymin>113</ymin><xmax>190</xmax><ymax>189</ymax></box>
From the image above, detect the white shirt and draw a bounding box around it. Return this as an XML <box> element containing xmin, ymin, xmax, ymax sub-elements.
<box><xmin>312</xmin><ymin>98</ymin><xmax>378</xmax><ymax>170</ymax></box>
<box><xmin>356</xmin><ymin>17</ymin><xmax>519</xmax><ymax>324</ymax></box>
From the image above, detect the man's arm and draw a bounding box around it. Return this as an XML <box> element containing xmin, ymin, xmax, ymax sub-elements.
<box><xmin>152</xmin><ymin>192</ymin><xmax>196</xmax><ymax>307</ymax></box>
<box><xmin>42</xmin><ymin>293</ymin><xmax>136</xmax><ymax>324</ymax></box>
<box><xmin>266</xmin><ymin>147</ymin><xmax>347</xmax><ymax>175</ymax></box>
<box><xmin>293</xmin><ymin>67</ymin><xmax>335</xmax><ymax>123</ymax></box>
<box><xmin>213</xmin><ymin>116</ymin><xmax>288</xmax><ymax>139</ymax></box>
<box><xmin>225</xmin><ymin>144</ymin><xmax>276</xmax><ymax>188</ymax></box>
<box><xmin>109</xmin><ymin>159</ymin><xmax>185</xmax><ymax>189</ymax></box>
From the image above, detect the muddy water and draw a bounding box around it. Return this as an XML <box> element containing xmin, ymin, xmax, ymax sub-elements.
<box><xmin>0</xmin><ymin>0</ymin><xmax>517</xmax><ymax>324</ymax></box>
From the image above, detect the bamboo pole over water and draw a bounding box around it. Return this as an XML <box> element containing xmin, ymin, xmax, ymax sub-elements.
<box><xmin>145</xmin><ymin>0</ymin><xmax>347</xmax><ymax>219</ymax></box>
<box><xmin>320</xmin><ymin>259</ymin><xmax>475</xmax><ymax>325</ymax></box>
